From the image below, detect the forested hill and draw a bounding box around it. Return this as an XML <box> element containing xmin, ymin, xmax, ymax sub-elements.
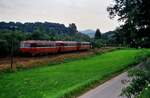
<box><xmin>0</xmin><ymin>22</ymin><xmax>77</xmax><ymax>34</ymax></box>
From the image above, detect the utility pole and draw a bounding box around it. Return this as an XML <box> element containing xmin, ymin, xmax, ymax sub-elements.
<box><xmin>10</xmin><ymin>39</ymin><xmax>14</xmax><ymax>70</ymax></box>
<box><xmin>10</xmin><ymin>26</ymin><xmax>16</xmax><ymax>70</ymax></box>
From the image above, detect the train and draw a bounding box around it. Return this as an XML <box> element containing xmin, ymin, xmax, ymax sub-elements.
<box><xmin>20</xmin><ymin>40</ymin><xmax>91</xmax><ymax>55</ymax></box>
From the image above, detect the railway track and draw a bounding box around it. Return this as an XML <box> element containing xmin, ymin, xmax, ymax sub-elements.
<box><xmin>0</xmin><ymin>47</ymin><xmax>117</xmax><ymax>71</ymax></box>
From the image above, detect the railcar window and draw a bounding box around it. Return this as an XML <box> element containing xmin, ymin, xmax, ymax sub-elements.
<box><xmin>64</xmin><ymin>43</ymin><xmax>68</xmax><ymax>46</ymax></box>
<box><xmin>31</xmin><ymin>43</ymin><xmax>37</xmax><ymax>47</ymax></box>
<box><xmin>30</xmin><ymin>43</ymin><xmax>55</xmax><ymax>47</ymax></box>
<box><xmin>56</xmin><ymin>43</ymin><xmax>63</xmax><ymax>46</ymax></box>
<box><xmin>65</xmin><ymin>43</ymin><xmax>77</xmax><ymax>46</ymax></box>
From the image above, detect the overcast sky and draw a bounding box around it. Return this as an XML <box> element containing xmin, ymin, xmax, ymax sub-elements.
<box><xmin>0</xmin><ymin>0</ymin><xmax>120</xmax><ymax>32</ymax></box>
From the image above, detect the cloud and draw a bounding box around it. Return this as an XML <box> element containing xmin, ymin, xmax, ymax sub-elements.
<box><xmin>0</xmin><ymin>0</ymin><xmax>119</xmax><ymax>32</ymax></box>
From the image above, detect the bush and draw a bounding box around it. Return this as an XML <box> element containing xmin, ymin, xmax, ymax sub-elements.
<box><xmin>121</xmin><ymin>68</ymin><xmax>150</xmax><ymax>98</ymax></box>
<box><xmin>91</xmin><ymin>39</ymin><xmax>106</xmax><ymax>48</ymax></box>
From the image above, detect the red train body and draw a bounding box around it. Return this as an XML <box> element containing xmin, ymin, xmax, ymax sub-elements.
<box><xmin>20</xmin><ymin>40</ymin><xmax>91</xmax><ymax>55</ymax></box>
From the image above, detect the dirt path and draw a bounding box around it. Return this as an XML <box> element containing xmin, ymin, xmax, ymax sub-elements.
<box><xmin>0</xmin><ymin>47</ymin><xmax>117</xmax><ymax>70</ymax></box>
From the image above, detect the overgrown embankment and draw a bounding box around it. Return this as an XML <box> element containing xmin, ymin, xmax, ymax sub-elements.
<box><xmin>0</xmin><ymin>49</ymin><xmax>149</xmax><ymax>98</ymax></box>
<box><xmin>0</xmin><ymin>47</ymin><xmax>117</xmax><ymax>70</ymax></box>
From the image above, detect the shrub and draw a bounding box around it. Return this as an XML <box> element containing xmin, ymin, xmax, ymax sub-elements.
<box><xmin>121</xmin><ymin>68</ymin><xmax>150</xmax><ymax>98</ymax></box>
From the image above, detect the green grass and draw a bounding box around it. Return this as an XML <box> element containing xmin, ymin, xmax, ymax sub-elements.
<box><xmin>0</xmin><ymin>49</ymin><xmax>150</xmax><ymax>98</ymax></box>
<box><xmin>139</xmin><ymin>87</ymin><xmax>150</xmax><ymax>98</ymax></box>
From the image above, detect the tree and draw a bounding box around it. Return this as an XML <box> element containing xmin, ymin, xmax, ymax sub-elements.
<box><xmin>94</xmin><ymin>29</ymin><xmax>101</xmax><ymax>39</ymax></box>
<box><xmin>68</xmin><ymin>23</ymin><xmax>77</xmax><ymax>33</ymax></box>
<box><xmin>0</xmin><ymin>39</ymin><xmax>9</xmax><ymax>56</ymax></box>
<box><xmin>0</xmin><ymin>30</ymin><xmax>26</xmax><ymax>56</ymax></box>
<box><xmin>121</xmin><ymin>68</ymin><xmax>150</xmax><ymax>98</ymax></box>
<box><xmin>107</xmin><ymin>0</ymin><xmax>150</xmax><ymax>48</ymax></box>
<box><xmin>30</xmin><ymin>32</ymin><xmax>51</xmax><ymax>40</ymax></box>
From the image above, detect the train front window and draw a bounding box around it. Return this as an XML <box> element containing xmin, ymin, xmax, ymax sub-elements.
<box><xmin>21</xmin><ymin>43</ymin><xmax>30</xmax><ymax>48</ymax></box>
<box><xmin>31</xmin><ymin>43</ymin><xmax>37</xmax><ymax>47</ymax></box>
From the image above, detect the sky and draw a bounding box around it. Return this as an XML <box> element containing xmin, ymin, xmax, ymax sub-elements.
<box><xmin>0</xmin><ymin>0</ymin><xmax>120</xmax><ymax>32</ymax></box>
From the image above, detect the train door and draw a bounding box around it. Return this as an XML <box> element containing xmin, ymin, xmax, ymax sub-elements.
<box><xmin>56</xmin><ymin>42</ymin><xmax>64</xmax><ymax>53</ymax></box>
<box><xmin>77</xmin><ymin>42</ymin><xmax>81</xmax><ymax>51</ymax></box>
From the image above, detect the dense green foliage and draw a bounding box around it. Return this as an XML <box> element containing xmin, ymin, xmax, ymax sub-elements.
<box><xmin>91</xmin><ymin>39</ymin><xmax>105</xmax><ymax>48</ymax></box>
<box><xmin>101</xmin><ymin>30</ymin><xmax>123</xmax><ymax>46</ymax></box>
<box><xmin>107</xmin><ymin>0</ymin><xmax>150</xmax><ymax>48</ymax></box>
<box><xmin>121</xmin><ymin>68</ymin><xmax>150</xmax><ymax>98</ymax></box>
<box><xmin>121</xmin><ymin>50</ymin><xmax>150</xmax><ymax>98</ymax></box>
<box><xmin>0</xmin><ymin>30</ymin><xmax>27</xmax><ymax>56</ymax></box>
<box><xmin>0</xmin><ymin>49</ymin><xmax>149</xmax><ymax>98</ymax></box>
<box><xmin>140</xmin><ymin>62</ymin><xmax>150</xmax><ymax>98</ymax></box>
<box><xmin>0</xmin><ymin>22</ymin><xmax>90</xmax><ymax>56</ymax></box>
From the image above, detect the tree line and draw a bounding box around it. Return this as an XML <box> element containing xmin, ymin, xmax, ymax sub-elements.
<box><xmin>92</xmin><ymin>28</ymin><xmax>123</xmax><ymax>48</ymax></box>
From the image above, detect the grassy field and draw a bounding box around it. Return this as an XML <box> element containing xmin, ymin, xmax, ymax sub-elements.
<box><xmin>0</xmin><ymin>49</ymin><xmax>150</xmax><ymax>98</ymax></box>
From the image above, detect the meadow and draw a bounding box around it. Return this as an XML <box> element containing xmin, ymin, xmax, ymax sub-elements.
<box><xmin>0</xmin><ymin>49</ymin><xmax>150</xmax><ymax>98</ymax></box>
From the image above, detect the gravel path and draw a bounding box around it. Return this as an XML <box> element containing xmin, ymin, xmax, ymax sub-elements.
<box><xmin>78</xmin><ymin>72</ymin><xmax>129</xmax><ymax>98</ymax></box>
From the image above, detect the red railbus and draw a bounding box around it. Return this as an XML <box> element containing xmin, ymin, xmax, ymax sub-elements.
<box><xmin>20</xmin><ymin>40</ymin><xmax>91</xmax><ymax>55</ymax></box>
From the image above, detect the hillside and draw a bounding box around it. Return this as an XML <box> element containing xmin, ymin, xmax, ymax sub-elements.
<box><xmin>80</xmin><ymin>29</ymin><xmax>95</xmax><ymax>38</ymax></box>
<box><xmin>0</xmin><ymin>22</ymin><xmax>76</xmax><ymax>34</ymax></box>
